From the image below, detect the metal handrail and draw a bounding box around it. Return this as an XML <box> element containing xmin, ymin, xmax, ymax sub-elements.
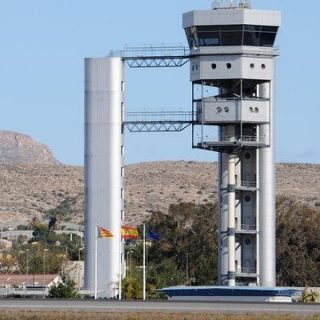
<box><xmin>200</xmin><ymin>135</ymin><xmax>266</xmax><ymax>143</ymax></box>
<box><xmin>238</xmin><ymin>267</ymin><xmax>257</xmax><ymax>274</ymax></box>
<box><xmin>203</xmin><ymin>96</ymin><xmax>269</xmax><ymax>102</ymax></box>
<box><xmin>110</xmin><ymin>45</ymin><xmax>190</xmax><ymax>59</ymax></box>
<box><xmin>125</xmin><ymin>111</ymin><xmax>193</xmax><ymax>122</ymax></box>
<box><xmin>240</xmin><ymin>180</ymin><xmax>257</xmax><ymax>188</ymax></box>
<box><xmin>237</xmin><ymin>224</ymin><xmax>257</xmax><ymax>231</ymax></box>
<box><xmin>213</xmin><ymin>0</ymin><xmax>251</xmax><ymax>10</ymax></box>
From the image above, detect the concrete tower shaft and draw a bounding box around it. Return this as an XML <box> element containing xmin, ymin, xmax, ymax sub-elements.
<box><xmin>258</xmin><ymin>82</ymin><xmax>276</xmax><ymax>286</ymax></box>
<box><xmin>183</xmin><ymin>6</ymin><xmax>280</xmax><ymax>287</ymax></box>
<box><xmin>84</xmin><ymin>57</ymin><xmax>124</xmax><ymax>297</ymax></box>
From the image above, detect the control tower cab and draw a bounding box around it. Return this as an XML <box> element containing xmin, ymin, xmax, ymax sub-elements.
<box><xmin>183</xmin><ymin>1</ymin><xmax>281</xmax><ymax>286</ymax></box>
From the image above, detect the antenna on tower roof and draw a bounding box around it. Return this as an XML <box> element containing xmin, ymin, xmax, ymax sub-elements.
<box><xmin>239</xmin><ymin>0</ymin><xmax>251</xmax><ymax>8</ymax></box>
<box><xmin>212</xmin><ymin>0</ymin><xmax>251</xmax><ymax>10</ymax></box>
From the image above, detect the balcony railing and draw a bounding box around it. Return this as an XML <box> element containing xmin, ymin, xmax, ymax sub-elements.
<box><xmin>240</xmin><ymin>180</ymin><xmax>257</xmax><ymax>188</ymax></box>
<box><xmin>202</xmin><ymin>96</ymin><xmax>269</xmax><ymax>102</ymax></box>
<box><xmin>236</xmin><ymin>224</ymin><xmax>257</xmax><ymax>232</ymax></box>
<box><xmin>237</xmin><ymin>267</ymin><xmax>257</xmax><ymax>275</ymax></box>
<box><xmin>199</xmin><ymin>135</ymin><xmax>266</xmax><ymax>145</ymax></box>
<box><xmin>229</xmin><ymin>135</ymin><xmax>263</xmax><ymax>143</ymax></box>
<box><xmin>236</xmin><ymin>180</ymin><xmax>258</xmax><ymax>191</ymax></box>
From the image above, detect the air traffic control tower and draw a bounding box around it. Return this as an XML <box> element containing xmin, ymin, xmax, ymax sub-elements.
<box><xmin>183</xmin><ymin>1</ymin><xmax>281</xmax><ymax>286</ymax></box>
<box><xmin>84</xmin><ymin>0</ymin><xmax>281</xmax><ymax>298</ymax></box>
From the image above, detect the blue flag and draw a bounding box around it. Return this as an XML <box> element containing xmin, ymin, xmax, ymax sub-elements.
<box><xmin>147</xmin><ymin>230</ymin><xmax>160</xmax><ymax>241</ymax></box>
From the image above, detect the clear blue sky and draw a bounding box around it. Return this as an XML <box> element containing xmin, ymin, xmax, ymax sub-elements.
<box><xmin>0</xmin><ymin>0</ymin><xmax>319</xmax><ymax>165</ymax></box>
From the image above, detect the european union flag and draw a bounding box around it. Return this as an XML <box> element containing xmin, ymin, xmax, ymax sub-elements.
<box><xmin>147</xmin><ymin>230</ymin><xmax>160</xmax><ymax>241</ymax></box>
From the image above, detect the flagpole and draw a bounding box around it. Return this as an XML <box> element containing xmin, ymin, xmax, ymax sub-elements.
<box><xmin>94</xmin><ymin>224</ymin><xmax>98</xmax><ymax>299</ymax></box>
<box><xmin>143</xmin><ymin>223</ymin><xmax>146</xmax><ymax>300</ymax></box>
<box><xmin>119</xmin><ymin>226</ymin><xmax>122</xmax><ymax>300</ymax></box>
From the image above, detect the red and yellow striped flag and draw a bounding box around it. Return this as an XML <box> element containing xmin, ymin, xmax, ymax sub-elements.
<box><xmin>121</xmin><ymin>226</ymin><xmax>139</xmax><ymax>240</ymax></box>
<box><xmin>98</xmin><ymin>226</ymin><xmax>113</xmax><ymax>238</ymax></box>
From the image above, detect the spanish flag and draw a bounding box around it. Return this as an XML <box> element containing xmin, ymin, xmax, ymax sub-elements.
<box><xmin>121</xmin><ymin>226</ymin><xmax>139</xmax><ymax>240</ymax></box>
<box><xmin>98</xmin><ymin>226</ymin><xmax>113</xmax><ymax>238</ymax></box>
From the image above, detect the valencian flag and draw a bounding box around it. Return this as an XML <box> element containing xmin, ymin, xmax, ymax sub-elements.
<box><xmin>98</xmin><ymin>226</ymin><xmax>113</xmax><ymax>238</ymax></box>
<box><xmin>121</xmin><ymin>225</ymin><xmax>139</xmax><ymax>240</ymax></box>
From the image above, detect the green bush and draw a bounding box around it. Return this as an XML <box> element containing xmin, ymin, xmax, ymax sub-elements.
<box><xmin>47</xmin><ymin>276</ymin><xmax>79</xmax><ymax>299</ymax></box>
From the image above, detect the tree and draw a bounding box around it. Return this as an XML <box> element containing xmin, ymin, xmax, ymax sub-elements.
<box><xmin>47</xmin><ymin>276</ymin><xmax>79</xmax><ymax>298</ymax></box>
<box><xmin>31</xmin><ymin>223</ymin><xmax>56</xmax><ymax>244</ymax></box>
<box><xmin>276</xmin><ymin>196</ymin><xmax>320</xmax><ymax>286</ymax></box>
<box><xmin>10</xmin><ymin>221</ymin><xmax>83</xmax><ymax>275</ymax></box>
<box><xmin>14</xmin><ymin>244</ymin><xmax>67</xmax><ymax>274</ymax></box>
<box><xmin>123</xmin><ymin>202</ymin><xmax>219</xmax><ymax>298</ymax></box>
<box><xmin>122</xmin><ymin>276</ymin><xmax>142</xmax><ymax>299</ymax></box>
<box><xmin>146</xmin><ymin>202</ymin><xmax>218</xmax><ymax>286</ymax></box>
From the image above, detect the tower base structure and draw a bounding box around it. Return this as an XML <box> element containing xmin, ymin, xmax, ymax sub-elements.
<box><xmin>160</xmin><ymin>286</ymin><xmax>302</xmax><ymax>303</ymax></box>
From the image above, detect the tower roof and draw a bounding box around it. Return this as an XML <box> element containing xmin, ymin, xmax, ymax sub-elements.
<box><xmin>183</xmin><ymin>8</ymin><xmax>281</xmax><ymax>29</ymax></box>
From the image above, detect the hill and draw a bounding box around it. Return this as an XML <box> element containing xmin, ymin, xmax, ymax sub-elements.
<box><xmin>0</xmin><ymin>161</ymin><xmax>319</xmax><ymax>226</ymax></box>
<box><xmin>0</xmin><ymin>131</ymin><xmax>59</xmax><ymax>165</ymax></box>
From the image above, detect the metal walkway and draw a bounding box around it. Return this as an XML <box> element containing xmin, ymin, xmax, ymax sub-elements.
<box><xmin>124</xmin><ymin>111</ymin><xmax>193</xmax><ymax>132</ymax></box>
<box><xmin>110</xmin><ymin>46</ymin><xmax>190</xmax><ymax>68</ymax></box>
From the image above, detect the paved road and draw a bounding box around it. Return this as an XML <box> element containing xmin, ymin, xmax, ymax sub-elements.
<box><xmin>0</xmin><ymin>299</ymin><xmax>320</xmax><ymax>315</ymax></box>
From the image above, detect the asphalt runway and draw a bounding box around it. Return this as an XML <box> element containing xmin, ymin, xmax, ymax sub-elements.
<box><xmin>0</xmin><ymin>299</ymin><xmax>320</xmax><ymax>315</ymax></box>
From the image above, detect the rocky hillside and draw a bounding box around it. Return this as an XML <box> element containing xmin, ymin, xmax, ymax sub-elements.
<box><xmin>0</xmin><ymin>131</ymin><xmax>59</xmax><ymax>165</ymax></box>
<box><xmin>0</xmin><ymin>164</ymin><xmax>82</xmax><ymax>225</ymax></box>
<box><xmin>0</xmin><ymin>161</ymin><xmax>319</xmax><ymax>226</ymax></box>
<box><xmin>0</xmin><ymin>130</ymin><xmax>318</xmax><ymax>226</ymax></box>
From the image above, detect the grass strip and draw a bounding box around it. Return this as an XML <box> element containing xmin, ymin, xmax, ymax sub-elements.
<box><xmin>0</xmin><ymin>311</ymin><xmax>319</xmax><ymax>320</ymax></box>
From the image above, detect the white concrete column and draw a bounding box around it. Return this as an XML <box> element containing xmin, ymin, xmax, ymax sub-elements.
<box><xmin>227</xmin><ymin>126</ymin><xmax>236</xmax><ymax>286</ymax></box>
<box><xmin>84</xmin><ymin>57</ymin><xmax>124</xmax><ymax>298</ymax></box>
<box><xmin>219</xmin><ymin>125</ymin><xmax>229</xmax><ymax>285</ymax></box>
<box><xmin>258</xmin><ymin>82</ymin><xmax>276</xmax><ymax>287</ymax></box>
<box><xmin>228</xmin><ymin>153</ymin><xmax>236</xmax><ymax>286</ymax></box>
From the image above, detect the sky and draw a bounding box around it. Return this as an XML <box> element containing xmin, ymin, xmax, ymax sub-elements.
<box><xmin>0</xmin><ymin>0</ymin><xmax>319</xmax><ymax>165</ymax></box>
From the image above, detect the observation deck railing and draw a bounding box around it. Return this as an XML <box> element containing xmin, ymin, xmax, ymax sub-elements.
<box><xmin>202</xmin><ymin>96</ymin><xmax>269</xmax><ymax>102</ymax></box>
<box><xmin>198</xmin><ymin>135</ymin><xmax>266</xmax><ymax>145</ymax></box>
<box><xmin>197</xmin><ymin>135</ymin><xmax>268</xmax><ymax>153</ymax></box>
<box><xmin>222</xmin><ymin>135</ymin><xmax>265</xmax><ymax>143</ymax></box>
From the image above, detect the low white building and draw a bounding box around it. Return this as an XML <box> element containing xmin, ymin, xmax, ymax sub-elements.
<box><xmin>0</xmin><ymin>274</ymin><xmax>61</xmax><ymax>296</ymax></box>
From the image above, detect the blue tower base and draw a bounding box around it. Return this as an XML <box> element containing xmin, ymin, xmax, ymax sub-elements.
<box><xmin>160</xmin><ymin>286</ymin><xmax>302</xmax><ymax>303</ymax></box>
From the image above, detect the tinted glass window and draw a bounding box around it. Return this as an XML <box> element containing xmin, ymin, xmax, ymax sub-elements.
<box><xmin>197</xmin><ymin>25</ymin><xmax>220</xmax><ymax>32</ymax></box>
<box><xmin>243</xmin><ymin>31</ymin><xmax>260</xmax><ymax>46</ymax></box>
<box><xmin>221</xmin><ymin>25</ymin><xmax>243</xmax><ymax>32</ymax></box>
<box><xmin>260</xmin><ymin>32</ymin><xmax>277</xmax><ymax>46</ymax></box>
<box><xmin>244</xmin><ymin>25</ymin><xmax>260</xmax><ymax>32</ymax></box>
<box><xmin>261</xmin><ymin>26</ymin><xmax>278</xmax><ymax>32</ymax></box>
<box><xmin>186</xmin><ymin>25</ymin><xmax>278</xmax><ymax>48</ymax></box>
<box><xmin>198</xmin><ymin>31</ymin><xmax>220</xmax><ymax>46</ymax></box>
<box><xmin>221</xmin><ymin>31</ymin><xmax>242</xmax><ymax>45</ymax></box>
<box><xmin>244</xmin><ymin>25</ymin><xmax>278</xmax><ymax>47</ymax></box>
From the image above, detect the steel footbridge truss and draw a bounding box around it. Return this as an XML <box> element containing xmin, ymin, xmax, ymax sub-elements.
<box><xmin>124</xmin><ymin>111</ymin><xmax>193</xmax><ymax>132</ymax></box>
<box><xmin>111</xmin><ymin>45</ymin><xmax>193</xmax><ymax>132</ymax></box>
